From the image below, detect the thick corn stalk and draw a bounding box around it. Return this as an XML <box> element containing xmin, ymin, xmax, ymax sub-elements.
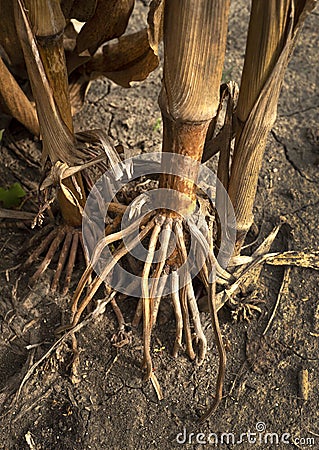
<box><xmin>228</xmin><ymin>0</ymin><xmax>316</xmax><ymax>253</ymax></box>
<box><xmin>158</xmin><ymin>0</ymin><xmax>230</xmax><ymax>419</ymax></box>
<box><xmin>159</xmin><ymin>0</ymin><xmax>230</xmax><ymax>209</ymax></box>
<box><xmin>15</xmin><ymin>0</ymin><xmax>86</xmax><ymax>227</ymax></box>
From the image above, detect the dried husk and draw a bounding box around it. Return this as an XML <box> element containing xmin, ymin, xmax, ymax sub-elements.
<box><xmin>228</xmin><ymin>0</ymin><xmax>316</xmax><ymax>253</ymax></box>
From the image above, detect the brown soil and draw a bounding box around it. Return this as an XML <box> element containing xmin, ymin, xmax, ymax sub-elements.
<box><xmin>0</xmin><ymin>2</ymin><xmax>318</xmax><ymax>449</ymax></box>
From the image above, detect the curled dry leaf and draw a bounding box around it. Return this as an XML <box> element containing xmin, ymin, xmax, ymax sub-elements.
<box><xmin>147</xmin><ymin>0</ymin><xmax>164</xmax><ymax>56</ymax></box>
<box><xmin>66</xmin><ymin>0</ymin><xmax>162</xmax><ymax>106</ymax></box>
<box><xmin>61</xmin><ymin>0</ymin><xmax>97</xmax><ymax>22</ymax></box>
<box><xmin>68</xmin><ymin>72</ymin><xmax>91</xmax><ymax>115</ymax></box>
<box><xmin>86</xmin><ymin>28</ymin><xmax>159</xmax><ymax>88</ymax></box>
<box><xmin>76</xmin><ymin>0</ymin><xmax>135</xmax><ymax>55</ymax></box>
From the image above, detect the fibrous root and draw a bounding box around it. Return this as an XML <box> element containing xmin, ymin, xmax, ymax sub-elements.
<box><xmin>57</xmin><ymin>209</ymin><xmax>233</xmax><ymax>420</ymax></box>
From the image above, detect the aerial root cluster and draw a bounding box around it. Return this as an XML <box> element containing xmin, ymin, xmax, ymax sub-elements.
<box><xmin>56</xmin><ymin>210</ymin><xmax>229</xmax><ymax>420</ymax></box>
<box><xmin>22</xmin><ymin>223</ymin><xmax>85</xmax><ymax>294</ymax></box>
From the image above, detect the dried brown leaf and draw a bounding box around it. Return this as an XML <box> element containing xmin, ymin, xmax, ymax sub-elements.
<box><xmin>68</xmin><ymin>72</ymin><xmax>91</xmax><ymax>115</ymax></box>
<box><xmin>237</xmin><ymin>0</ymin><xmax>291</xmax><ymax>123</ymax></box>
<box><xmin>225</xmin><ymin>248</ymin><xmax>318</xmax><ymax>305</ymax></box>
<box><xmin>86</xmin><ymin>28</ymin><xmax>159</xmax><ymax>88</ymax></box>
<box><xmin>76</xmin><ymin>0</ymin><xmax>135</xmax><ymax>55</ymax></box>
<box><xmin>61</xmin><ymin>0</ymin><xmax>97</xmax><ymax>22</ymax></box>
<box><xmin>147</xmin><ymin>0</ymin><xmax>164</xmax><ymax>56</ymax></box>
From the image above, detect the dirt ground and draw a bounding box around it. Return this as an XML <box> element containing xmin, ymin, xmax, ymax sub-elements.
<box><xmin>0</xmin><ymin>2</ymin><xmax>318</xmax><ymax>449</ymax></box>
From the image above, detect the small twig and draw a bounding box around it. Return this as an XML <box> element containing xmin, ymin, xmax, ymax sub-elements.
<box><xmin>0</xmin><ymin>263</ymin><xmax>21</xmax><ymax>275</ymax></box>
<box><xmin>16</xmin><ymin>294</ymin><xmax>115</xmax><ymax>402</ymax></box>
<box><xmin>0</xmin><ymin>208</ymin><xmax>34</xmax><ymax>220</ymax></box>
<box><xmin>276</xmin><ymin>339</ymin><xmax>319</xmax><ymax>361</ymax></box>
<box><xmin>150</xmin><ymin>372</ymin><xmax>163</xmax><ymax>401</ymax></box>
<box><xmin>263</xmin><ymin>266</ymin><xmax>291</xmax><ymax>335</ymax></box>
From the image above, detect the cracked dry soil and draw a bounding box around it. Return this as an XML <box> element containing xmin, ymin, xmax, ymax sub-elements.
<box><xmin>0</xmin><ymin>2</ymin><xmax>318</xmax><ymax>449</ymax></box>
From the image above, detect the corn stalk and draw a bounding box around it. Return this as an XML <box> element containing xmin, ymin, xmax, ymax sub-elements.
<box><xmin>14</xmin><ymin>0</ymin><xmax>86</xmax><ymax>227</ymax></box>
<box><xmin>227</xmin><ymin>0</ymin><xmax>316</xmax><ymax>253</ymax></box>
<box><xmin>159</xmin><ymin>0</ymin><xmax>230</xmax><ymax>207</ymax></box>
<box><xmin>158</xmin><ymin>0</ymin><xmax>231</xmax><ymax>420</ymax></box>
